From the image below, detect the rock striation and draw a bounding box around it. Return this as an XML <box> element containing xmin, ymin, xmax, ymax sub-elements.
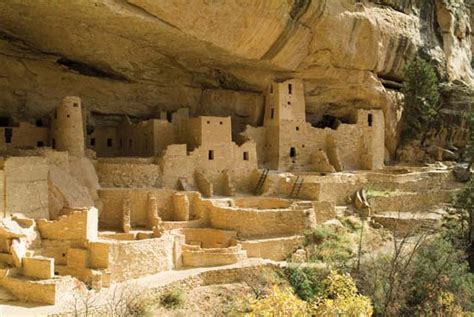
<box><xmin>0</xmin><ymin>0</ymin><xmax>472</xmax><ymax>157</ymax></box>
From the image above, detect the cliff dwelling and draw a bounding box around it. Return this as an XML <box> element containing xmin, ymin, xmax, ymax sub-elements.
<box><xmin>0</xmin><ymin>1</ymin><xmax>472</xmax><ymax>316</ymax></box>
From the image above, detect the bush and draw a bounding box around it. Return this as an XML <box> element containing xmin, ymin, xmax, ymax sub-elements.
<box><xmin>409</xmin><ymin>236</ymin><xmax>474</xmax><ymax>314</ymax></box>
<box><xmin>304</xmin><ymin>226</ymin><xmax>354</xmax><ymax>271</ymax></box>
<box><xmin>286</xmin><ymin>265</ymin><xmax>328</xmax><ymax>301</ymax></box>
<box><xmin>400</xmin><ymin>57</ymin><xmax>440</xmax><ymax>143</ymax></box>
<box><xmin>160</xmin><ymin>288</ymin><xmax>185</xmax><ymax>309</ymax></box>
<box><xmin>448</xmin><ymin>178</ymin><xmax>474</xmax><ymax>269</ymax></box>
<box><xmin>247</xmin><ymin>285</ymin><xmax>308</xmax><ymax>317</ymax></box>
<box><xmin>310</xmin><ymin>271</ymin><xmax>373</xmax><ymax>317</ymax></box>
<box><xmin>355</xmin><ymin>235</ymin><xmax>474</xmax><ymax>315</ymax></box>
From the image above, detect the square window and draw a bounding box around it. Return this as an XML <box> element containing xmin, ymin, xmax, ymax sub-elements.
<box><xmin>208</xmin><ymin>150</ymin><xmax>214</xmax><ymax>160</ymax></box>
<box><xmin>243</xmin><ymin>152</ymin><xmax>249</xmax><ymax>161</ymax></box>
<box><xmin>90</xmin><ymin>138</ymin><xmax>96</xmax><ymax>146</ymax></box>
<box><xmin>107</xmin><ymin>138</ymin><xmax>113</xmax><ymax>147</ymax></box>
<box><xmin>37</xmin><ymin>141</ymin><xmax>44</xmax><ymax>147</ymax></box>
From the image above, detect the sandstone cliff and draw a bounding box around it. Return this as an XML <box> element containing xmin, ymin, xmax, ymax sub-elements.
<box><xmin>0</xmin><ymin>0</ymin><xmax>472</xmax><ymax>157</ymax></box>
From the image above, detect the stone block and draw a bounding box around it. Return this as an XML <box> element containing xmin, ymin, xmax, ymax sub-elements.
<box><xmin>22</xmin><ymin>256</ymin><xmax>54</xmax><ymax>279</ymax></box>
<box><xmin>67</xmin><ymin>248</ymin><xmax>89</xmax><ymax>268</ymax></box>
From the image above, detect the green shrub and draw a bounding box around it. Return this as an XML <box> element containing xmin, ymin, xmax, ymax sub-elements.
<box><xmin>409</xmin><ymin>236</ymin><xmax>474</xmax><ymax>314</ymax></box>
<box><xmin>304</xmin><ymin>226</ymin><xmax>354</xmax><ymax>271</ymax></box>
<box><xmin>286</xmin><ymin>265</ymin><xmax>328</xmax><ymax>301</ymax></box>
<box><xmin>160</xmin><ymin>288</ymin><xmax>185</xmax><ymax>309</ymax></box>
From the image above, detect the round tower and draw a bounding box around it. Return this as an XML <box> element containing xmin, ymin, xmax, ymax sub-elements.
<box><xmin>52</xmin><ymin>96</ymin><xmax>85</xmax><ymax>157</ymax></box>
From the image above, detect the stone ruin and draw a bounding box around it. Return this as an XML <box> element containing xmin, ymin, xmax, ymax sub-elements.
<box><xmin>0</xmin><ymin>79</ymin><xmax>460</xmax><ymax>308</ymax></box>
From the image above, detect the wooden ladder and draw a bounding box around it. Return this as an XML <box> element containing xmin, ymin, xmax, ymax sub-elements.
<box><xmin>289</xmin><ymin>176</ymin><xmax>304</xmax><ymax>198</ymax></box>
<box><xmin>254</xmin><ymin>169</ymin><xmax>269</xmax><ymax>195</ymax></box>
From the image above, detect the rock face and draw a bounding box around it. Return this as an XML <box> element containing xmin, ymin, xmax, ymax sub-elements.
<box><xmin>0</xmin><ymin>0</ymin><xmax>472</xmax><ymax>157</ymax></box>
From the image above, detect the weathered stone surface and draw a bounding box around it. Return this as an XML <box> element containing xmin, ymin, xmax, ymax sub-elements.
<box><xmin>0</xmin><ymin>1</ymin><xmax>471</xmax><ymax>156</ymax></box>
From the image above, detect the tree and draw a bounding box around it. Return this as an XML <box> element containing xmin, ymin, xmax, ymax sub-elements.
<box><xmin>465</xmin><ymin>112</ymin><xmax>474</xmax><ymax>170</ymax></box>
<box><xmin>400</xmin><ymin>57</ymin><xmax>440</xmax><ymax>145</ymax></box>
<box><xmin>453</xmin><ymin>179</ymin><xmax>474</xmax><ymax>270</ymax></box>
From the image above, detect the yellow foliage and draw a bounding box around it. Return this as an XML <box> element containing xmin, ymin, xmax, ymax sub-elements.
<box><xmin>310</xmin><ymin>271</ymin><xmax>373</xmax><ymax>317</ymax></box>
<box><xmin>247</xmin><ymin>285</ymin><xmax>308</xmax><ymax>317</ymax></box>
<box><xmin>417</xmin><ymin>291</ymin><xmax>464</xmax><ymax>316</ymax></box>
<box><xmin>247</xmin><ymin>271</ymin><xmax>373</xmax><ymax>317</ymax></box>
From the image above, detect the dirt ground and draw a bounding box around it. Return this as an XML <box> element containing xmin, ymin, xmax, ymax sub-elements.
<box><xmin>151</xmin><ymin>282</ymin><xmax>255</xmax><ymax>317</ymax></box>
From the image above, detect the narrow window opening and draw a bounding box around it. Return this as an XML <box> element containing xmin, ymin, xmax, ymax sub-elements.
<box><xmin>368</xmin><ymin>114</ymin><xmax>373</xmax><ymax>127</ymax></box>
<box><xmin>107</xmin><ymin>138</ymin><xmax>113</xmax><ymax>147</ymax></box>
<box><xmin>270</xmin><ymin>85</ymin><xmax>273</xmax><ymax>94</ymax></box>
<box><xmin>243</xmin><ymin>152</ymin><xmax>249</xmax><ymax>161</ymax></box>
<box><xmin>73</xmin><ymin>103</ymin><xmax>78</xmax><ymax>107</ymax></box>
<box><xmin>67</xmin><ymin>114</ymin><xmax>70</xmax><ymax>118</ymax></box>
<box><xmin>288</xmin><ymin>101</ymin><xmax>291</xmax><ymax>105</ymax></box>
<box><xmin>52</xmin><ymin>138</ymin><xmax>56</xmax><ymax>149</ymax></box>
<box><xmin>90</xmin><ymin>138</ymin><xmax>96</xmax><ymax>146</ymax></box>
<box><xmin>207</xmin><ymin>120</ymin><xmax>210</xmax><ymax>124</ymax></box>
<box><xmin>270</xmin><ymin>108</ymin><xmax>275</xmax><ymax>119</ymax></box>
<box><xmin>208</xmin><ymin>150</ymin><xmax>214</xmax><ymax>160</ymax></box>
<box><xmin>296</xmin><ymin>126</ymin><xmax>299</xmax><ymax>131</ymax></box>
<box><xmin>166</xmin><ymin>111</ymin><xmax>172</xmax><ymax>123</ymax></box>
<box><xmin>288</xmin><ymin>83</ymin><xmax>292</xmax><ymax>95</ymax></box>
<box><xmin>35</xmin><ymin>119</ymin><xmax>43</xmax><ymax>127</ymax></box>
<box><xmin>129</xmin><ymin>139</ymin><xmax>132</xmax><ymax>149</ymax></box>
<box><xmin>290</xmin><ymin>147</ymin><xmax>296</xmax><ymax>158</ymax></box>
<box><xmin>4</xmin><ymin>128</ymin><xmax>12</xmax><ymax>144</ymax></box>
<box><xmin>37</xmin><ymin>141</ymin><xmax>44</xmax><ymax>147</ymax></box>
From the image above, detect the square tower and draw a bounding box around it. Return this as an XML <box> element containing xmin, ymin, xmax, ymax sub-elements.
<box><xmin>263</xmin><ymin>79</ymin><xmax>305</xmax><ymax>127</ymax></box>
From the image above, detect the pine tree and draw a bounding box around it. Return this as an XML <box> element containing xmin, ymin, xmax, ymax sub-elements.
<box><xmin>400</xmin><ymin>57</ymin><xmax>440</xmax><ymax>144</ymax></box>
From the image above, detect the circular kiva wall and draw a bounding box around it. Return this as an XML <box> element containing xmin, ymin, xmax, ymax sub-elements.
<box><xmin>207</xmin><ymin>200</ymin><xmax>316</xmax><ymax>239</ymax></box>
<box><xmin>173</xmin><ymin>228</ymin><xmax>247</xmax><ymax>267</ymax></box>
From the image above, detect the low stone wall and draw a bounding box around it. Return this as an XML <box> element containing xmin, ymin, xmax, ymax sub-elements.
<box><xmin>176</xmin><ymin>228</ymin><xmax>238</xmax><ymax>248</ymax></box>
<box><xmin>98</xmin><ymin>188</ymin><xmax>178</xmax><ymax>229</ymax></box>
<box><xmin>369</xmin><ymin>189</ymin><xmax>455</xmax><ymax>212</ymax></box>
<box><xmin>0</xmin><ymin>275</ymin><xmax>77</xmax><ymax>305</ymax></box>
<box><xmin>162</xmin><ymin>219</ymin><xmax>203</xmax><ymax>230</ymax></box>
<box><xmin>239</xmin><ymin>235</ymin><xmax>304</xmax><ymax>261</ymax></box>
<box><xmin>96</xmin><ymin>158</ymin><xmax>161</xmax><ymax>188</ymax></box>
<box><xmin>181</xmin><ymin>244</ymin><xmax>247</xmax><ymax>267</ymax></box>
<box><xmin>232</xmin><ymin>196</ymin><xmax>291</xmax><ymax>209</ymax></box>
<box><xmin>88</xmin><ymin>233</ymin><xmax>176</xmax><ymax>282</ymax></box>
<box><xmin>207</xmin><ymin>202</ymin><xmax>315</xmax><ymax>239</ymax></box>
<box><xmin>37</xmin><ymin>208</ymin><xmax>98</xmax><ymax>241</ymax></box>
